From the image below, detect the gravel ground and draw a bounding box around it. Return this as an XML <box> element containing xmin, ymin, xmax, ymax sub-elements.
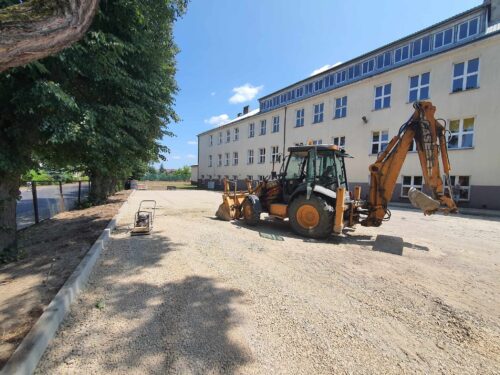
<box><xmin>36</xmin><ymin>190</ymin><xmax>500</xmax><ymax>374</ymax></box>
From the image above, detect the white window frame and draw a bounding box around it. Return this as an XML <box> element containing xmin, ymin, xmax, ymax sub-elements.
<box><xmin>226</xmin><ymin>130</ymin><xmax>231</xmax><ymax>143</ymax></box>
<box><xmin>260</xmin><ymin>120</ymin><xmax>267</xmax><ymax>136</ymax></box>
<box><xmin>401</xmin><ymin>175</ymin><xmax>423</xmax><ymax>198</ymax></box>
<box><xmin>448</xmin><ymin>117</ymin><xmax>474</xmax><ymax>149</ymax></box>
<box><xmin>371</xmin><ymin>130</ymin><xmax>389</xmax><ymax>154</ymax></box>
<box><xmin>450</xmin><ymin>175</ymin><xmax>471</xmax><ymax>201</ymax></box>
<box><xmin>271</xmin><ymin>146</ymin><xmax>280</xmax><ymax>163</ymax></box>
<box><xmin>452</xmin><ymin>58</ymin><xmax>479</xmax><ymax>92</ymax></box>
<box><xmin>232</xmin><ymin>175</ymin><xmax>238</xmax><ymax>181</ymax></box>
<box><xmin>218</xmin><ymin>132</ymin><xmax>222</xmax><ymax>145</ymax></box>
<box><xmin>224</xmin><ymin>152</ymin><xmax>230</xmax><ymax>166</ymax></box>
<box><xmin>313</xmin><ymin>103</ymin><xmax>324</xmax><ymax>124</ymax></box>
<box><xmin>272</xmin><ymin>116</ymin><xmax>280</xmax><ymax>133</ymax></box>
<box><xmin>208</xmin><ymin>155</ymin><xmax>212</xmax><ymax>167</ymax></box>
<box><xmin>217</xmin><ymin>154</ymin><xmax>222</xmax><ymax>167</ymax></box>
<box><xmin>233</xmin><ymin>127</ymin><xmax>239</xmax><ymax>141</ymax></box>
<box><xmin>295</xmin><ymin>108</ymin><xmax>304</xmax><ymax>127</ymax></box>
<box><xmin>247</xmin><ymin>149</ymin><xmax>254</xmax><ymax>164</ymax></box>
<box><xmin>434</xmin><ymin>27</ymin><xmax>454</xmax><ymax>49</ymax></box>
<box><xmin>334</xmin><ymin>96</ymin><xmax>347</xmax><ymax>119</ymax></box>
<box><xmin>209</xmin><ymin>135</ymin><xmax>213</xmax><ymax>146</ymax></box>
<box><xmin>247</xmin><ymin>175</ymin><xmax>253</xmax><ymax>181</ymax></box>
<box><xmin>457</xmin><ymin>17</ymin><xmax>480</xmax><ymax>42</ymax></box>
<box><xmin>258</xmin><ymin>175</ymin><xmax>265</xmax><ymax>181</ymax></box>
<box><xmin>394</xmin><ymin>45</ymin><xmax>409</xmax><ymax>63</ymax></box>
<box><xmin>332</xmin><ymin>136</ymin><xmax>345</xmax><ymax>148</ymax></box>
<box><xmin>312</xmin><ymin>139</ymin><xmax>322</xmax><ymax>145</ymax></box>
<box><xmin>233</xmin><ymin>152</ymin><xmax>238</xmax><ymax>166</ymax></box>
<box><xmin>248</xmin><ymin>123</ymin><xmax>255</xmax><ymax>138</ymax></box>
<box><xmin>408</xmin><ymin>72</ymin><xmax>430</xmax><ymax>102</ymax></box>
<box><xmin>374</xmin><ymin>83</ymin><xmax>391</xmax><ymax>110</ymax></box>
<box><xmin>258</xmin><ymin>148</ymin><xmax>266</xmax><ymax>164</ymax></box>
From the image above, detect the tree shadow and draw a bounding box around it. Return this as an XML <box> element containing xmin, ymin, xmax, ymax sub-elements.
<box><xmin>35</xmin><ymin>232</ymin><xmax>251</xmax><ymax>374</ymax></box>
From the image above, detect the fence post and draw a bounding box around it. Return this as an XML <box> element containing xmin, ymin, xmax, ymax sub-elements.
<box><xmin>59</xmin><ymin>181</ymin><xmax>65</xmax><ymax>211</ymax></box>
<box><xmin>78</xmin><ymin>181</ymin><xmax>82</xmax><ymax>205</ymax></box>
<box><xmin>32</xmin><ymin>181</ymin><xmax>39</xmax><ymax>224</ymax></box>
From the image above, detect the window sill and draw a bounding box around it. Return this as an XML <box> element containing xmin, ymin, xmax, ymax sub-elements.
<box><xmin>448</xmin><ymin>146</ymin><xmax>475</xmax><ymax>151</ymax></box>
<box><xmin>271</xmin><ymin>130</ymin><xmax>279</xmax><ymax>133</ymax></box>
<box><xmin>449</xmin><ymin>87</ymin><xmax>480</xmax><ymax>95</ymax></box>
<box><xmin>372</xmin><ymin>106</ymin><xmax>391</xmax><ymax>112</ymax></box>
<box><xmin>406</xmin><ymin>99</ymin><xmax>430</xmax><ymax>104</ymax></box>
<box><xmin>312</xmin><ymin>121</ymin><xmax>324</xmax><ymax>125</ymax></box>
<box><xmin>259</xmin><ymin>134</ymin><xmax>266</xmax><ymax>136</ymax></box>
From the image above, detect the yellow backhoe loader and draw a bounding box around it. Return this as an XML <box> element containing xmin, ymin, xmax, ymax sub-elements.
<box><xmin>216</xmin><ymin>101</ymin><xmax>457</xmax><ymax>238</ymax></box>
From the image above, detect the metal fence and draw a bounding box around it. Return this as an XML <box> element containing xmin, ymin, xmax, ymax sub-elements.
<box><xmin>17</xmin><ymin>181</ymin><xmax>91</xmax><ymax>229</ymax></box>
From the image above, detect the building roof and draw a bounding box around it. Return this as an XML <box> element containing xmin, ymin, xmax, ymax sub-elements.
<box><xmin>198</xmin><ymin>108</ymin><xmax>260</xmax><ymax>137</ymax></box>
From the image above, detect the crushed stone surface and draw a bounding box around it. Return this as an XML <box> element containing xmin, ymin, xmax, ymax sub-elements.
<box><xmin>36</xmin><ymin>190</ymin><xmax>500</xmax><ymax>374</ymax></box>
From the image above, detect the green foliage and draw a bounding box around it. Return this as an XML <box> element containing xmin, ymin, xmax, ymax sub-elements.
<box><xmin>141</xmin><ymin>165</ymin><xmax>190</xmax><ymax>181</ymax></box>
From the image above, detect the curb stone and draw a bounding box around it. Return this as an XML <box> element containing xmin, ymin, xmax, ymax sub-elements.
<box><xmin>0</xmin><ymin>190</ymin><xmax>135</xmax><ymax>375</ymax></box>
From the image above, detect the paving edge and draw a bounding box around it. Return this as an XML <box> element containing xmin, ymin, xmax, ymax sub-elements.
<box><xmin>0</xmin><ymin>190</ymin><xmax>136</xmax><ymax>375</ymax></box>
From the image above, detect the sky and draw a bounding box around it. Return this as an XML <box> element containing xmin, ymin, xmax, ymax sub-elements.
<box><xmin>161</xmin><ymin>0</ymin><xmax>481</xmax><ymax>169</ymax></box>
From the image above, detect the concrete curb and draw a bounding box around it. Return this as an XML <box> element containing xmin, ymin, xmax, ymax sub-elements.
<box><xmin>0</xmin><ymin>190</ymin><xmax>135</xmax><ymax>375</ymax></box>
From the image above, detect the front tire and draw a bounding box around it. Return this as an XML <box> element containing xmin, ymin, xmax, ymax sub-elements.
<box><xmin>289</xmin><ymin>194</ymin><xmax>334</xmax><ymax>238</ymax></box>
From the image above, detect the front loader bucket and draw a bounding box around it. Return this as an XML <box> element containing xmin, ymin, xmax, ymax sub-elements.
<box><xmin>215</xmin><ymin>201</ymin><xmax>233</xmax><ymax>221</ymax></box>
<box><xmin>408</xmin><ymin>187</ymin><xmax>440</xmax><ymax>215</ymax></box>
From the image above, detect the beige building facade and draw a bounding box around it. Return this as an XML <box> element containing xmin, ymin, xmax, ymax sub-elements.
<box><xmin>197</xmin><ymin>1</ymin><xmax>500</xmax><ymax>209</ymax></box>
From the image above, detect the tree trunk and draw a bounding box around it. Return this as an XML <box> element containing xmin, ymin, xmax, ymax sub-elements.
<box><xmin>89</xmin><ymin>173</ymin><xmax>107</xmax><ymax>204</ymax></box>
<box><xmin>0</xmin><ymin>0</ymin><xmax>99</xmax><ymax>72</ymax></box>
<box><xmin>0</xmin><ymin>175</ymin><xmax>20</xmax><ymax>253</ymax></box>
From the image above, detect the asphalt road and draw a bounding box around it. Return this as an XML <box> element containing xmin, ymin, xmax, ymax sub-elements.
<box><xmin>17</xmin><ymin>183</ymin><xmax>90</xmax><ymax>229</ymax></box>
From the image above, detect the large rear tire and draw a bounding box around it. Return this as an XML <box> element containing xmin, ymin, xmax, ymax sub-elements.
<box><xmin>242</xmin><ymin>195</ymin><xmax>261</xmax><ymax>226</ymax></box>
<box><xmin>289</xmin><ymin>194</ymin><xmax>334</xmax><ymax>238</ymax></box>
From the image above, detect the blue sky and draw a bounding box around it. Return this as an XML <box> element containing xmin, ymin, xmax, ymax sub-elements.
<box><xmin>161</xmin><ymin>0</ymin><xmax>481</xmax><ymax>169</ymax></box>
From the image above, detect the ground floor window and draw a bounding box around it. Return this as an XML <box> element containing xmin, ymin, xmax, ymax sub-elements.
<box><xmin>232</xmin><ymin>175</ymin><xmax>238</xmax><ymax>181</ymax></box>
<box><xmin>312</xmin><ymin>139</ymin><xmax>322</xmax><ymax>145</ymax></box>
<box><xmin>201</xmin><ymin>175</ymin><xmax>204</xmax><ymax>179</ymax></box>
<box><xmin>271</xmin><ymin>146</ymin><xmax>280</xmax><ymax>163</ymax></box>
<box><xmin>258</xmin><ymin>175</ymin><xmax>265</xmax><ymax>181</ymax></box>
<box><xmin>371</xmin><ymin>130</ymin><xmax>389</xmax><ymax>154</ymax></box>
<box><xmin>208</xmin><ymin>175</ymin><xmax>212</xmax><ymax>180</ymax></box>
<box><xmin>401</xmin><ymin>175</ymin><xmax>423</xmax><ymax>197</ymax></box>
<box><xmin>450</xmin><ymin>175</ymin><xmax>470</xmax><ymax>201</ymax></box>
<box><xmin>332</xmin><ymin>136</ymin><xmax>345</xmax><ymax>148</ymax></box>
<box><xmin>247</xmin><ymin>175</ymin><xmax>253</xmax><ymax>181</ymax></box>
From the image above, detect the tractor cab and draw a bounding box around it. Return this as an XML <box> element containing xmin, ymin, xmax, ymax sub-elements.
<box><xmin>281</xmin><ymin>145</ymin><xmax>350</xmax><ymax>203</ymax></box>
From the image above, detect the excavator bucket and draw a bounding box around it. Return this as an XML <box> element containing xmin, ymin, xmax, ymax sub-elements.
<box><xmin>215</xmin><ymin>178</ymin><xmax>247</xmax><ymax>221</ymax></box>
<box><xmin>215</xmin><ymin>200</ymin><xmax>233</xmax><ymax>221</ymax></box>
<box><xmin>408</xmin><ymin>187</ymin><xmax>440</xmax><ymax>215</ymax></box>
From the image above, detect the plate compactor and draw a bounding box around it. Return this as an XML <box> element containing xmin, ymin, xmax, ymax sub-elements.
<box><xmin>131</xmin><ymin>200</ymin><xmax>156</xmax><ymax>236</ymax></box>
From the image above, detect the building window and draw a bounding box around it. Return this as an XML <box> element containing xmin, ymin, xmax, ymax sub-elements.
<box><xmin>247</xmin><ymin>149</ymin><xmax>254</xmax><ymax>164</ymax></box>
<box><xmin>217</xmin><ymin>175</ymin><xmax>221</xmax><ymax>180</ymax></box>
<box><xmin>362</xmin><ymin>59</ymin><xmax>374</xmax><ymax>74</ymax></box>
<box><xmin>248</xmin><ymin>123</ymin><xmax>255</xmax><ymax>138</ymax></box>
<box><xmin>313</xmin><ymin>103</ymin><xmax>324</xmax><ymax>124</ymax></box>
<box><xmin>376</xmin><ymin>51</ymin><xmax>391</xmax><ymax>69</ymax></box>
<box><xmin>458</xmin><ymin>17</ymin><xmax>479</xmax><ymax>41</ymax></box>
<box><xmin>450</xmin><ymin>176</ymin><xmax>471</xmax><ymax>201</ymax></box>
<box><xmin>334</xmin><ymin>96</ymin><xmax>347</xmax><ymax>119</ymax></box>
<box><xmin>296</xmin><ymin>108</ymin><xmax>304</xmax><ymax>127</ymax></box>
<box><xmin>374</xmin><ymin>83</ymin><xmax>391</xmax><ymax>110</ymax></box>
<box><xmin>401</xmin><ymin>176</ymin><xmax>423</xmax><ymax>197</ymax></box>
<box><xmin>209</xmin><ymin>135</ymin><xmax>213</xmax><ymax>146</ymax></box>
<box><xmin>412</xmin><ymin>35</ymin><xmax>431</xmax><ymax>57</ymax></box>
<box><xmin>258</xmin><ymin>175</ymin><xmax>265</xmax><ymax>181</ymax></box>
<box><xmin>371</xmin><ymin>130</ymin><xmax>389</xmax><ymax>154</ymax></box>
<box><xmin>258</xmin><ymin>148</ymin><xmax>266</xmax><ymax>163</ymax></box>
<box><xmin>336</xmin><ymin>70</ymin><xmax>346</xmax><ymax>84</ymax></box>
<box><xmin>394</xmin><ymin>45</ymin><xmax>409</xmax><ymax>63</ymax></box>
<box><xmin>452</xmin><ymin>58</ymin><xmax>479</xmax><ymax>92</ymax></box>
<box><xmin>434</xmin><ymin>28</ymin><xmax>453</xmax><ymax>49</ymax></box>
<box><xmin>271</xmin><ymin>146</ymin><xmax>279</xmax><ymax>163</ymax></box>
<box><xmin>224</xmin><ymin>152</ymin><xmax>230</xmax><ymax>166</ymax></box>
<box><xmin>348</xmin><ymin>64</ymin><xmax>361</xmax><ymax>79</ymax></box>
<box><xmin>247</xmin><ymin>175</ymin><xmax>253</xmax><ymax>181</ymax></box>
<box><xmin>208</xmin><ymin>175</ymin><xmax>212</xmax><ymax>180</ymax></box>
<box><xmin>332</xmin><ymin>136</ymin><xmax>345</xmax><ymax>148</ymax></box>
<box><xmin>232</xmin><ymin>175</ymin><xmax>238</xmax><ymax>181</ymax></box>
<box><xmin>448</xmin><ymin>118</ymin><xmax>474</xmax><ymax>149</ymax></box>
<box><xmin>260</xmin><ymin>120</ymin><xmax>267</xmax><ymax>135</ymax></box>
<box><xmin>217</xmin><ymin>154</ymin><xmax>222</xmax><ymax>167</ymax></box>
<box><xmin>312</xmin><ymin>139</ymin><xmax>322</xmax><ymax>145</ymax></box>
<box><xmin>234</xmin><ymin>127</ymin><xmax>239</xmax><ymax>141</ymax></box>
<box><xmin>296</xmin><ymin>87</ymin><xmax>304</xmax><ymax>97</ymax></box>
<box><xmin>409</xmin><ymin>72</ymin><xmax>430</xmax><ymax>102</ymax></box>
<box><xmin>208</xmin><ymin>155</ymin><xmax>212</xmax><ymax>167</ymax></box>
<box><xmin>233</xmin><ymin>152</ymin><xmax>238</xmax><ymax>165</ymax></box>
<box><xmin>314</xmin><ymin>79</ymin><xmax>323</xmax><ymax>91</ymax></box>
<box><xmin>272</xmin><ymin>116</ymin><xmax>280</xmax><ymax>133</ymax></box>
<box><xmin>226</xmin><ymin>130</ymin><xmax>230</xmax><ymax>143</ymax></box>
<box><xmin>218</xmin><ymin>132</ymin><xmax>222</xmax><ymax>144</ymax></box>
<box><xmin>201</xmin><ymin>175</ymin><xmax>204</xmax><ymax>179</ymax></box>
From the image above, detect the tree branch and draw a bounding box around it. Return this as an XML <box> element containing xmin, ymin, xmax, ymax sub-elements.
<box><xmin>0</xmin><ymin>0</ymin><xmax>99</xmax><ymax>72</ymax></box>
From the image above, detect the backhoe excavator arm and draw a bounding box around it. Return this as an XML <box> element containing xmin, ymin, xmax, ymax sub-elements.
<box><xmin>361</xmin><ymin>101</ymin><xmax>457</xmax><ymax>227</ymax></box>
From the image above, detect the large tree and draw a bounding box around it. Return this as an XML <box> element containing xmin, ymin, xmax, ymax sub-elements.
<box><xmin>0</xmin><ymin>0</ymin><xmax>99</xmax><ymax>72</ymax></box>
<box><xmin>0</xmin><ymin>0</ymin><xmax>186</xmax><ymax>252</ymax></box>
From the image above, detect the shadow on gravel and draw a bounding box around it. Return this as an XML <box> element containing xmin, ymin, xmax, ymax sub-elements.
<box><xmin>36</xmin><ymin>232</ymin><xmax>251</xmax><ymax>374</ymax></box>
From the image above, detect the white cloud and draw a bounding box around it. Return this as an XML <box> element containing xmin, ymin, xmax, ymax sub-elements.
<box><xmin>187</xmin><ymin>140</ymin><xmax>197</xmax><ymax>145</ymax></box>
<box><xmin>229</xmin><ymin>83</ymin><xmax>263</xmax><ymax>104</ymax></box>
<box><xmin>186</xmin><ymin>154</ymin><xmax>196</xmax><ymax>159</ymax></box>
<box><xmin>210</xmin><ymin>92</ymin><xmax>216</xmax><ymax>96</ymax></box>
<box><xmin>310</xmin><ymin>62</ymin><xmax>342</xmax><ymax>76</ymax></box>
<box><xmin>204</xmin><ymin>114</ymin><xmax>230</xmax><ymax>127</ymax></box>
